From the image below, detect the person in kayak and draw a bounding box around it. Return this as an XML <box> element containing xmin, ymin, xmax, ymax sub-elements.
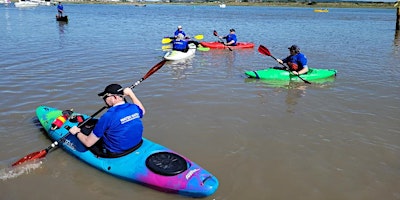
<box><xmin>277</xmin><ymin>45</ymin><xmax>309</xmax><ymax>75</ymax></box>
<box><xmin>69</xmin><ymin>84</ymin><xmax>145</xmax><ymax>157</ymax></box>
<box><xmin>173</xmin><ymin>33</ymin><xmax>190</xmax><ymax>52</ymax></box>
<box><xmin>219</xmin><ymin>28</ymin><xmax>237</xmax><ymax>46</ymax></box>
<box><xmin>57</xmin><ymin>2</ymin><xmax>64</xmax><ymax>17</ymax></box>
<box><xmin>174</xmin><ymin>25</ymin><xmax>189</xmax><ymax>39</ymax></box>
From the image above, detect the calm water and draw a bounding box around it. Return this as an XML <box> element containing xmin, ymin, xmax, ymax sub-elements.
<box><xmin>1</xmin><ymin>4</ymin><xmax>400</xmax><ymax>200</ymax></box>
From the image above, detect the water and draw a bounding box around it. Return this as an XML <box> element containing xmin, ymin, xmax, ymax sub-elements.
<box><xmin>1</xmin><ymin>4</ymin><xmax>399</xmax><ymax>200</ymax></box>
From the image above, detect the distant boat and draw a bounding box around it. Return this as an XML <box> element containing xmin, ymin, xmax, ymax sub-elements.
<box><xmin>14</xmin><ymin>0</ymin><xmax>39</xmax><ymax>8</ymax></box>
<box><xmin>134</xmin><ymin>3</ymin><xmax>146</xmax><ymax>7</ymax></box>
<box><xmin>314</xmin><ymin>8</ymin><xmax>329</xmax><ymax>13</ymax></box>
<box><xmin>219</xmin><ymin>4</ymin><xmax>226</xmax><ymax>8</ymax></box>
<box><xmin>31</xmin><ymin>0</ymin><xmax>52</xmax><ymax>6</ymax></box>
<box><xmin>1</xmin><ymin>0</ymin><xmax>11</xmax><ymax>5</ymax></box>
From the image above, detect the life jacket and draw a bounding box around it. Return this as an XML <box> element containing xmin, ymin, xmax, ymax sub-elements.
<box><xmin>287</xmin><ymin>62</ymin><xmax>299</xmax><ymax>71</ymax></box>
<box><xmin>172</xmin><ymin>40</ymin><xmax>188</xmax><ymax>52</ymax></box>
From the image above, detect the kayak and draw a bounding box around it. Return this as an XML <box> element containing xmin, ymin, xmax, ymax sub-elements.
<box><xmin>164</xmin><ymin>43</ymin><xmax>196</xmax><ymax>61</ymax></box>
<box><xmin>245</xmin><ymin>68</ymin><xmax>337</xmax><ymax>81</ymax></box>
<box><xmin>36</xmin><ymin>105</ymin><xmax>219</xmax><ymax>198</ymax></box>
<box><xmin>200</xmin><ymin>41</ymin><xmax>254</xmax><ymax>49</ymax></box>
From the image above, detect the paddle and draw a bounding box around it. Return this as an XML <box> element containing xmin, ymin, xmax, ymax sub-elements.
<box><xmin>161</xmin><ymin>34</ymin><xmax>204</xmax><ymax>44</ymax></box>
<box><xmin>12</xmin><ymin>59</ymin><xmax>167</xmax><ymax>167</ymax></box>
<box><xmin>213</xmin><ymin>30</ymin><xmax>232</xmax><ymax>51</ymax></box>
<box><xmin>161</xmin><ymin>44</ymin><xmax>210</xmax><ymax>52</ymax></box>
<box><xmin>258</xmin><ymin>45</ymin><xmax>311</xmax><ymax>84</ymax></box>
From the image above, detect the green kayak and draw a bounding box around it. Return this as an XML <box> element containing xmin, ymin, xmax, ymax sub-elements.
<box><xmin>245</xmin><ymin>68</ymin><xmax>337</xmax><ymax>81</ymax></box>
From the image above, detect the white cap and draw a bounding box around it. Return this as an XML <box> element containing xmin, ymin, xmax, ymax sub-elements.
<box><xmin>177</xmin><ymin>25</ymin><xmax>182</xmax><ymax>29</ymax></box>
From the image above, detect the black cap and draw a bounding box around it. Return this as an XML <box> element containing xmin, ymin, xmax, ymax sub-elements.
<box><xmin>288</xmin><ymin>45</ymin><xmax>300</xmax><ymax>51</ymax></box>
<box><xmin>97</xmin><ymin>84</ymin><xmax>123</xmax><ymax>96</ymax></box>
<box><xmin>230</xmin><ymin>28</ymin><xmax>235</xmax><ymax>32</ymax></box>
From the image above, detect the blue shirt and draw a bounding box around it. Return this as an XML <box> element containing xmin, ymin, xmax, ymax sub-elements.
<box><xmin>57</xmin><ymin>4</ymin><xmax>63</xmax><ymax>12</ymax></box>
<box><xmin>282</xmin><ymin>53</ymin><xmax>308</xmax><ymax>70</ymax></box>
<box><xmin>172</xmin><ymin>40</ymin><xmax>188</xmax><ymax>51</ymax></box>
<box><xmin>225</xmin><ymin>33</ymin><xmax>237</xmax><ymax>46</ymax></box>
<box><xmin>174</xmin><ymin>30</ymin><xmax>186</xmax><ymax>37</ymax></box>
<box><xmin>93</xmin><ymin>103</ymin><xmax>143</xmax><ymax>153</ymax></box>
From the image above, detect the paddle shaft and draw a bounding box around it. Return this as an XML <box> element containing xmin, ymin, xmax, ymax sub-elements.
<box><xmin>213</xmin><ymin>30</ymin><xmax>232</xmax><ymax>51</ymax></box>
<box><xmin>162</xmin><ymin>34</ymin><xmax>203</xmax><ymax>44</ymax></box>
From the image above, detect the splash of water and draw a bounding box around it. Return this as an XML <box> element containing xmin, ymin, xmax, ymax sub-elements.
<box><xmin>0</xmin><ymin>160</ymin><xmax>44</xmax><ymax>181</ymax></box>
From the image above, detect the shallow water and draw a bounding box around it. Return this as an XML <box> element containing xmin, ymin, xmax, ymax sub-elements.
<box><xmin>1</xmin><ymin>4</ymin><xmax>399</xmax><ymax>200</ymax></box>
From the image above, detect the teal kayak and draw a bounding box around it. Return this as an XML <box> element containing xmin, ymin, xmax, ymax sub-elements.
<box><xmin>34</xmin><ymin>106</ymin><xmax>219</xmax><ymax>197</ymax></box>
<box><xmin>245</xmin><ymin>68</ymin><xmax>337</xmax><ymax>81</ymax></box>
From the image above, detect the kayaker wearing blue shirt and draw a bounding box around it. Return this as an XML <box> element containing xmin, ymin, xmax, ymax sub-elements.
<box><xmin>173</xmin><ymin>33</ymin><xmax>189</xmax><ymax>52</ymax></box>
<box><xmin>219</xmin><ymin>29</ymin><xmax>237</xmax><ymax>46</ymax></box>
<box><xmin>174</xmin><ymin>25</ymin><xmax>188</xmax><ymax>39</ymax></box>
<box><xmin>69</xmin><ymin>84</ymin><xmax>145</xmax><ymax>156</ymax></box>
<box><xmin>277</xmin><ymin>45</ymin><xmax>309</xmax><ymax>75</ymax></box>
<box><xmin>57</xmin><ymin>2</ymin><xmax>64</xmax><ymax>17</ymax></box>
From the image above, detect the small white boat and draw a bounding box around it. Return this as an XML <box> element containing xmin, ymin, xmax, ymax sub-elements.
<box><xmin>14</xmin><ymin>0</ymin><xmax>39</xmax><ymax>8</ymax></box>
<box><xmin>1</xmin><ymin>0</ymin><xmax>11</xmax><ymax>5</ymax></box>
<box><xmin>219</xmin><ymin>4</ymin><xmax>226</xmax><ymax>8</ymax></box>
<box><xmin>164</xmin><ymin>43</ymin><xmax>196</xmax><ymax>61</ymax></box>
<box><xmin>33</xmin><ymin>0</ymin><xmax>52</xmax><ymax>6</ymax></box>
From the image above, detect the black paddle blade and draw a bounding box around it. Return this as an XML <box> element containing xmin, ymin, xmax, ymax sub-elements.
<box><xmin>258</xmin><ymin>45</ymin><xmax>271</xmax><ymax>56</ymax></box>
<box><xmin>213</xmin><ymin>30</ymin><xmax>218</xmax><ymax>36</ymax></box>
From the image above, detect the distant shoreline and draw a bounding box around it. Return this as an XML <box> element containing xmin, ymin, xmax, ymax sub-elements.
<box><xmin>52</xmin><ymin>1</ymin><xmax>397</xmax><ymax>9</ymax></box>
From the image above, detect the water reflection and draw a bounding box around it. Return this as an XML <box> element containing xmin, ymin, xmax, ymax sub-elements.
<box><xmin>394</xmin><ymin>30</ymin><xmax>400</xmax><ymax>54</ymax></box>
<box><xmin>244</xmin><ymin>77</ymin><xmax>336</xmax><ymax>113</ymax></box>
<box><xmin>166</xmin><ymin>57</ymin><xmax>194</xmax><ymax>79</ymax></box>
<box><xmin>58</xmin><ymin>21</ymin><xmax>67</xmax><ymax>34</ymax></box>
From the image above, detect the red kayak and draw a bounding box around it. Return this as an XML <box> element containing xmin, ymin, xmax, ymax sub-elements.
<box><xmin>200</xmin><ymin>42</ymin><xmax>254</xmax><ymax>49</ymax></box>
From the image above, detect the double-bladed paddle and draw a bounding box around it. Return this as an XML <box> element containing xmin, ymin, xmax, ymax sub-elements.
<box><xmin>213</xmin><ymin>30</ymin><xmax>232</xmax><ymax>51</ymax></box>
<box><xmin>161</xmin><ymin>34</ymin><xmax>204</xmax><ymax>44</ymax></box>
<box><xmin>12</xmin><ymin>59</ymin><xmax>167</xmax><ymax>167</ymax></box>
<box><xmin>258</xmin><ymin>45</ymin><xmax>311</xmax><ymax>84</ymax></box>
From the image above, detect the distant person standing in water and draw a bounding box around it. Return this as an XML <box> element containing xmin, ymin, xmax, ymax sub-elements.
<box><xmin>57</xmin><ymin>2</ymin><xmax>64</xmax><ymax>17</ymax></box>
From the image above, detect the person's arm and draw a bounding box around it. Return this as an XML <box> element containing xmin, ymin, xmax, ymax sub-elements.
<box><xmin>277</xmin><ymin>57</ymin><xmax>287</xmax><ymax>64</ymax></box>
<box><xmin>69</xmin><ymin>126</ymin><xmax>100</xmax><ymax>147</ymax></box>
<box><xmin>294</xmin><ymin>54</ymin><xmax>309</xmax><ymax>75</ymax></box>
<box><xmin>294</xmin><ymin>66</ymin><xmax>308</xmax><ymax>75</ymax></box>
<box><xmin>226</xmin><ymin>40</ymin><xmax>234</xmax><ymax>45</ymax></box>
<box><xmin>124</xmin><ymin>88</ymin><xmax>145</xmax><ymax>115</ymax></box>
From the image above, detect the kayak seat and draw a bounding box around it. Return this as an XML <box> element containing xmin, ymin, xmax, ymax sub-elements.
<box><xmin>146</xmin><ymin>152</ymin><xmax>188</xmax><ymax>176</ymax></box>
<box><xmin>75</xmin><ymin>117</ymin><xmax>144</xmax><ymax>158</ymax></box>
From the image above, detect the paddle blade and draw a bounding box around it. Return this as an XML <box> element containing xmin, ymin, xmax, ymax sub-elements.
<box><xmin>213</xmin><ymin>30</ymin><xmax>218</xmax><ymax>36</ymax></box>
<box><xmin>194</xmin><ymin>34</ymin><xmax>204</xmax><ymax>40</ymax></box>
<box><xmin>142</xmin><ymin>59</ymin><xmax>167</xmax><ymax>80</ymax></box>
<box><xmin>161</xmin><ymin>45</ymin><xmax>171</xmax><ymax>50</ymax></box>
<box><xmin>258</xmin><ymin>45</ymin><xmax>271</xmax><ymax>56</ymax></box>
<box><xmin>161</xmin><ymin>38</ymin><xmax>172</xmax><ymax>44</ymax></box>
<box><xmin>197</xmin><ymin>46</ymin><xmax>210</xmax><ymax>51</ymax></box>
<box><xmin>12</xmin><ymin>150</ymin><xmax>47</xmax><ymax>167</ymax></box>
